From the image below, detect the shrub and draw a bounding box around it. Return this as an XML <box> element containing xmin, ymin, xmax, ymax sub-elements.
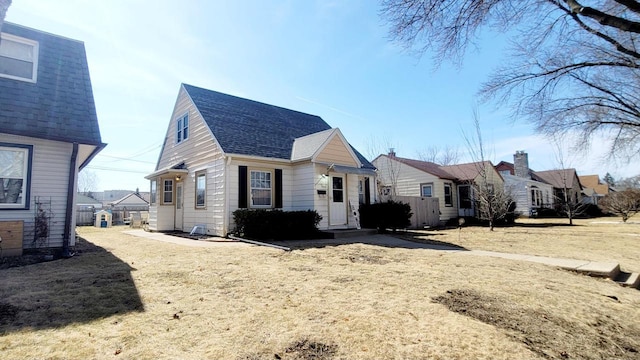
<box><xmin>359</xmin><ymin>200</ymin><xmax>412</xmax><ymax>233</ymax></box>
<box><xmin>232</xmin><ymin>209</ymin><xmax>322</xmax><ymax>240</ymax></box>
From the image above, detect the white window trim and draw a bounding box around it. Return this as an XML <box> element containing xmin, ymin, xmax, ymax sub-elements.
<box><xmin>162</xmin><ymin>179</ymin><xmax>173</xmax><ymax>204</ymax></box>
<box><xmin>249</xmin><ymin>169</ymin><xmax>273</xmax><ymax>208</ymax></box>
<box><xmin>420</xmin><ymin>183</ymin><xmax>433</xmax><ymax>198</ymax></box>
<box><xmin>0</xmin><ymin>32</ymin><xmax>39</xmax><ymax>83</ymax></box>
<box><xmin>176</xmin><ymin>113</ymin><xmax>189</xmax><ymax>144</ymax></box>
<box><xmin>195</xmin><ymin>171</ymin><xmax>206</xmax><ymax>209</ymax></box>
<box><xmin>150</xmin><ymin>180</ymin><xmax>157</xmax><ymax>205</ymax></box>
<box><xmin>0</xmin><ymin>144</ymin><xmax>32</xmax><ymax>209</ymax></box>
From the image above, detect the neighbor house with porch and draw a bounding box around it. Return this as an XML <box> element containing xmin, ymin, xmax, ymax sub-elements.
<box><xmin>145</xmin><ymin>84</ymin><xmax>376</xmax><ymax>237</ymax></box>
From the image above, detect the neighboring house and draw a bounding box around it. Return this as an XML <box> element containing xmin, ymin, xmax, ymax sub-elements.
<box><xmin>495</xmin><ymin>151</ymin><xmax>555</xmax><ymax>216</ymax></box>
<box><xmin>145</xmin><ymin>84</ymin><xmax>376</xmax><ymax>236</ymax></box>
<box><xmin>76</xmin><ymin>194</ymin><xmax>103</xmax><ymax>226</ymax></box>
<box><xmin>536</xmin><ymin>168</ymin><xmax>583</xmax><ymax>207</ymax></box>
<box><xmin>578</xmin><ymin>175</ymin><xmax>611</xmax><ymax>205</ymax></box>
<box><xmin>108</xmin><ymin>192</ymin><xmax>149</xmax><ymax>225</ymax></box>
<box><xmin>0</xmin><ymin>23</ymin><xmax>105</xmax><ymax>255</ymax></box>
<box><xmin>372</xmin><ymin>152</ymin><xmax>503</xmax><ymax>221</ymax></box>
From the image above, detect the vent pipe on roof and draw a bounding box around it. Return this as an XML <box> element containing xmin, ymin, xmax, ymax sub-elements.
<box><xmin>388</xmin><ymin>148</ymin><xmax>396</xmax><ymax>157</ymax></box>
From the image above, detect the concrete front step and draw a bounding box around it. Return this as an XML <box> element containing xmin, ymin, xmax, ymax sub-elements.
<box><xmin>615</xmin><ymin>272</ymin><xmax>640</xmax><ymax>288</ymax></box>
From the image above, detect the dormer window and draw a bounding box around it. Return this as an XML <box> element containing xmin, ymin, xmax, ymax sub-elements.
<box><xmin>176</xmin><ymin>113</ymin><xmax>189</xmax><ymax>143</ymax></box>
<box><xmin>0</xmin><ymin>33</ymin><xmax>38</xmax><ymax>83</ymax></box>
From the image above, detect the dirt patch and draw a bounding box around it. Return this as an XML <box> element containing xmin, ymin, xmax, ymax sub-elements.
<box><xmin>240</xmin><ymin>339</ymin><xmax>338</xmax><ymax>360</ymax></box>
<box><xmin>344</xmin><ymin>253</ymin><xmax>389</xmax><ymax>265</ymax></box>
<box><xmin>433</xmin><ymin>289</ymin><xmax>639</xmax><ymax>359</ymax></box>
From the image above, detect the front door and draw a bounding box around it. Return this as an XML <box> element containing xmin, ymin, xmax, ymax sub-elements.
<box><xmin>458</xmin><ymin>184</ymin><xmax>474</xmax><ymax>217</ymax></box>
<box><xmin>329</xmin><ymin>175</ymin><xmax>347</xmax><ymax>226</ymax></box>
<box><xmin>175</xmin><ymin>182</ymin><xmax>183</xmax><ymax>230</ymax></box>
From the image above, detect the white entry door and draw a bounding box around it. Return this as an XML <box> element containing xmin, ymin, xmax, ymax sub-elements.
<box><xmin>175</xmin><ymin>182</ymin><xmax>184</xmax><ymax>230</ymax></box>
<box><xmin>329</xmin><ymin>175</ymin><xmax>347</xmax><ymax>226</ymax></box>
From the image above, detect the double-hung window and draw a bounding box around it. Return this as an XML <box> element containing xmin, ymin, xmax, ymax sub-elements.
<box><xmin>0</xmin><ymin>33</ymin><xmax>38</xmax><ymax>83</ymax></box>
<box><xmin>0</xmin><ymin>144</ymin><xmax>33</xmax><ymax>209</ymax></box>
<box><xmin>421</xmin><ymin>183</ymin><xmax>433</xmax><ymax>197</ymax></box>
<box><xmin>150</xmin><ymin>180</ymin><xmax>157</xmax><ymax>204</ymax></box>
<box><xmin>444</xmin><ymin>183</ymin><xmax>453</xmax><ymax>207</ymax></box>
<box><xmin>176</xmin><ymin>114</ymin><xmax>189</xmax><ymax>144</ymax></box>
<box><xmin>195</xmin><ymin>171</ymin><xmax>206</xmax><ymax>208</ymax></box>
<box><xmin>163</xmin><ymin>179</ymin><xmax>173</xmax><ymax>204</ymax></box>
<box><xmin>250</xmin><ymin>170</ymin><xmax>272</xmax><ymax>207</ymax></box>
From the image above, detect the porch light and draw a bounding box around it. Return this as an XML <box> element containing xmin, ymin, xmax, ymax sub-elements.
<box><xmin>175</xmin><ymin>175</ymin><xmax>181</xmax><ymax>181</ymax></box>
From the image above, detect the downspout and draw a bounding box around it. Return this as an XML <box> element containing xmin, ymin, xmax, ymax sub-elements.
<box><xmin>62</xmin><ymin>142</ymin><xmax>79</xmax><ymax>258</ymax></box>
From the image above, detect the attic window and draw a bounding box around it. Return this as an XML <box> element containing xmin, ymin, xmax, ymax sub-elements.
<box><xmin>176</xmin><ymin>114</ymin><xmax>189</xmax><ymax>144</ymax></box>
<box><xmin>0</xmin><ymin>33</ymin><xmax>38</xmax><ymax>83</ymax></box>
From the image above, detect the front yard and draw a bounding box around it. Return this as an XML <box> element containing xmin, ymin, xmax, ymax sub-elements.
<box><xmin>1</xmin><ymin>220</ymin><xmax>639</xmax><ymax>359</ymax></box>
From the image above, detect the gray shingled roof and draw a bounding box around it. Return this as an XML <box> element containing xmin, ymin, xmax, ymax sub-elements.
<box><xmin>0</xmin><ymin>23</ymin><xmax>103</xmax><ymax>145</ymax></box>
<box><xmin>183</xmin><ymin>84</ymin><xmax>375</xmax><ymax>169</ymax></box>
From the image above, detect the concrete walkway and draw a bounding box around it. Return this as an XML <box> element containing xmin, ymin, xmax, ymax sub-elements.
<box><xmin>122</xmin><ymin>230</ymin><xmax>637</xmax><ymax>287</ymax></box>
<box><xmin>123</xmin><ymin>230</ymin><xmax>248</xmax><ymax>248</ymax></box>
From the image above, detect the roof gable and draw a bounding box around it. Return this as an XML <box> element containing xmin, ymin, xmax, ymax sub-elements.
<box><xmin>110</xmin><ymin>192</ymin><xmax>149</xmax><ymax>206</ymax></box>
<box><xmin>0</xmin><ymin>23</ymin><xmax>103</xmax><ymax>146</ymax></box>
<box><xmin>292</xmin><ymin>128</ymin><xmax>361</xmax><ymax>167</ymax></box>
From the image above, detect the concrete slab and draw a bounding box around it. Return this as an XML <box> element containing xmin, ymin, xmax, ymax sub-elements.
<box><xmin>615</xmin><ymin>272</ymin><xmax>640</xmax><ymax>288</ymax></box>
<box><xmin>575</xmin><ymin>262</ymin><xmax>620</xmax><ymax>278</ymax></box>
<box><xmin>123</xmin><ymin>230</ymin><xmax>248</xmax><ymax>248</ymax></box>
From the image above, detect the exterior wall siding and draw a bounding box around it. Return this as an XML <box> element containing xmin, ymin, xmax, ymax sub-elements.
<box><xmin>314</xmin><ymin>136</ymin><xmax>359</xmax><ymax>167</ymax></box>
<box><xmin>0</xmin><ymin>134</ymin><xmax>74</xmax><ymax>249</ymax></box>
<box><xmin>152</xmin><ymin>87</ymin><xmax>226</xmax><ymax>236</ymax></box>
<box><xmin>373</xmin><ymin>156</ymin><xmax>458</xmax><ymax>221</ymax></box>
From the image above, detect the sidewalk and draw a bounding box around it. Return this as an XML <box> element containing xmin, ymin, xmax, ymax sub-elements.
<box><xmin>123</xmin><ymin>229</ymin><xmax>247</xmax><ymax>248</ymax></box>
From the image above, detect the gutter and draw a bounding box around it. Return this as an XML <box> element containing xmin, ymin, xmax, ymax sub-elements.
<box><xmin>62</xmin><ymin>142</ymin><xmax>79</xmax><ymax>258</ymax></box>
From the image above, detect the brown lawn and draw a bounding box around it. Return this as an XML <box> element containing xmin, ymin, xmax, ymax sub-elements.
<box><xmin>1</xmin><ymin>221</ymin><xmax>639</xmax><ymax>360</ymax></box>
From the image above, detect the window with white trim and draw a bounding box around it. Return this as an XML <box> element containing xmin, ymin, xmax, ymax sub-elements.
<box><xmin>176</xmin><ymin>114</ymin><xmax>189</xmax><ymax>143</ymax></box>
<box><xmin>196</xmin><ymin>171</ymin><xmax>206</xmax><ymax>208</ymax></box>
<box><xmin>0</xmin><ymin>33</ymin><xmax>38</xmax><ymax>82</ymax></box>
<box><xmin>531</xmin><ymin>186</ymin><xmax>542</xmax><ymax>207</ymax></box>
<box><xmin>250</xmin><ymin>170</ymin><xmax>272</xmax><ymax>207</ymax></box>
<box><xmin>420</xmin><ymin>183</ymin><xmax>433</xmax><ymax>197</ymax></box>
<box><xmin>0</xmin><ymin>144</ymin><xmax>32</xmax><ymax>209</ymax></box>
<box><xmin>163</xmin><ymin>179</ymin><xmax>173</xmax><ymax>204</ymax></box>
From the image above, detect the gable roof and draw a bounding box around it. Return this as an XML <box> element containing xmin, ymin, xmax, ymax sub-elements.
<box><xmin>109</xmin><ymin>192</ymin><xmax>149</xmax><ymax>206</ymax></box>
<box><xmin>536</xmin><ymin>169</ymin><xmax>580</xmax><ymax>189</ymax></box>
<box><xmin>578</xmin><ymin>175</ymin><xmax>609</xmax><ymax>195</ymax></box>
<box><xmin>386</xmin><ymin>155</ymin><xmax>456</xmax><ymax>179</ymax></box>
<box><xmin>441</xmin><ymin>161</ymin><xmax>498</xmax><ymax>182</ymax></box>
<box><xmin>0</xmin><ymin>23</ymin><xmax>103</xmax><ymax>146</ymax></box>
<box><xmin>291</xmin><ymin>128</ymin><xmax>335</xmax><ymax>161</ymax></box>
<box><xmin>184</xmin><ymin>84</ymin><xmax>331</xmax><ymax>160</ymax></box>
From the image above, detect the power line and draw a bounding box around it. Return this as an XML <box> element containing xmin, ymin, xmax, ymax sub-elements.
<box><xmin>97</xmin><ymin>154</ymin><xmax>156</xmax><ymax>164</ymax></box>
<box><xmin>85</xmin><ymin>165</ymin><xmax>150</xmax><ymax>174</ymax></box>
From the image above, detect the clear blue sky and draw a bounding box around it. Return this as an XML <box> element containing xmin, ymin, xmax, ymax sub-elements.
<box><xmin>6</xmin><ymin>0</ymin><xmax>638</xmax><ymax>191</ymax></box>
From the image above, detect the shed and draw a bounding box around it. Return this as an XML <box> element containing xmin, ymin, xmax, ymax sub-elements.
<box><xmin>94</xmin><ymin>210</ymin><xmax>112</xmax><ymax>228</ymax></box>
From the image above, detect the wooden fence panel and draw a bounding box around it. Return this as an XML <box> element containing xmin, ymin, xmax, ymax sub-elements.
<box><xmin>382</xmin><ymin>196</ymin><xmax>441</xmax><ymax>228</ymax></box>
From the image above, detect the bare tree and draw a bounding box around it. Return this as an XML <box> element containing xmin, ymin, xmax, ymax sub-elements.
<box><xmin>78</xmin><ymin>169</ymin><xmax>99</xmax><ymax>198</ymax></box>
<box><xmin>549</xmin><ymin>137</ymin><xmax>588</xmax><ymax>225</ymax></box>
<box><xmin>462</xmin><ymin>111</ymin><xmax>514</xmax><ymax>231</ymax></box>
<box><xmin>380</xmin><ymin>0</ymin><xmax>640</xmax><ymax>161</ymax></box>
<box><xmin>0</xmin><ymin>0</ymin><xmax>11</xmax><ymax>34</ymax></box>
<box><xmin>599</xmin><ymin>188</ymin><xmax>640</xmax><ymax>222</ymax></box>
<box><xmin>616</xmin><ymin>174</ymin><xmax>640</xmax><ymax>189</ymax></box>
<box><xmin>416</xmin><ymin>145</ymin><xmax>460</xmax><ymax>165</ymax></box>
<box><xmin>367</xmin><ymin>135</ymin><xmax>402</xmax><ymax>198</ymax></box>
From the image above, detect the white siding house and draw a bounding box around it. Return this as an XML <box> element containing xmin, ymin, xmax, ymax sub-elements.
<box><xmin>146</xmin><ymin>84</ymin><xmax>376</xmax><ymax>237</ymax></box>
<box><xmin>0</xmin><ymin>23</ymin><xmax>105</xmax><ymax>256</ymax></box>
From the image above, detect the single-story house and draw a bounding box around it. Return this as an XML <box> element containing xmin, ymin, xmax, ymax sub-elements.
<box><xmin>0</xmin><ymin>23</ymin><xmax>105</xmax><ymax>256</ymax></box>
<box><xmin>145</xmin><ymin>84</ymin><xmax>376</xmax><ymax>236</ymax></box>
<box><xmin>372</xmin><ymin>151</ymin><xmax>503</xmax><ymax>221</ymax></box>
<box><xmin>495</xmin><ymin>151</ymin><xmax>555</xmax><ymax>216</ymax></box>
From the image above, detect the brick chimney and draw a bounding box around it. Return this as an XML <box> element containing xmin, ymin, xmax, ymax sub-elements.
<box><xmin>514</xmin><ymin>151</ymin><xmax>530</xmax><ymax>179</ymax></box>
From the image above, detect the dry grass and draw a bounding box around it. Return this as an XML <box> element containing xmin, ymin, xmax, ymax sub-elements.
<box><xmin>0</xmin><ymin>223</ymin><xmax>639</xmax><ymax>359</ymax></box>
<box><xmin>402</xmin><ymin>217</ymin><xmax>640</xmax><ymax>272</ymax></box>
